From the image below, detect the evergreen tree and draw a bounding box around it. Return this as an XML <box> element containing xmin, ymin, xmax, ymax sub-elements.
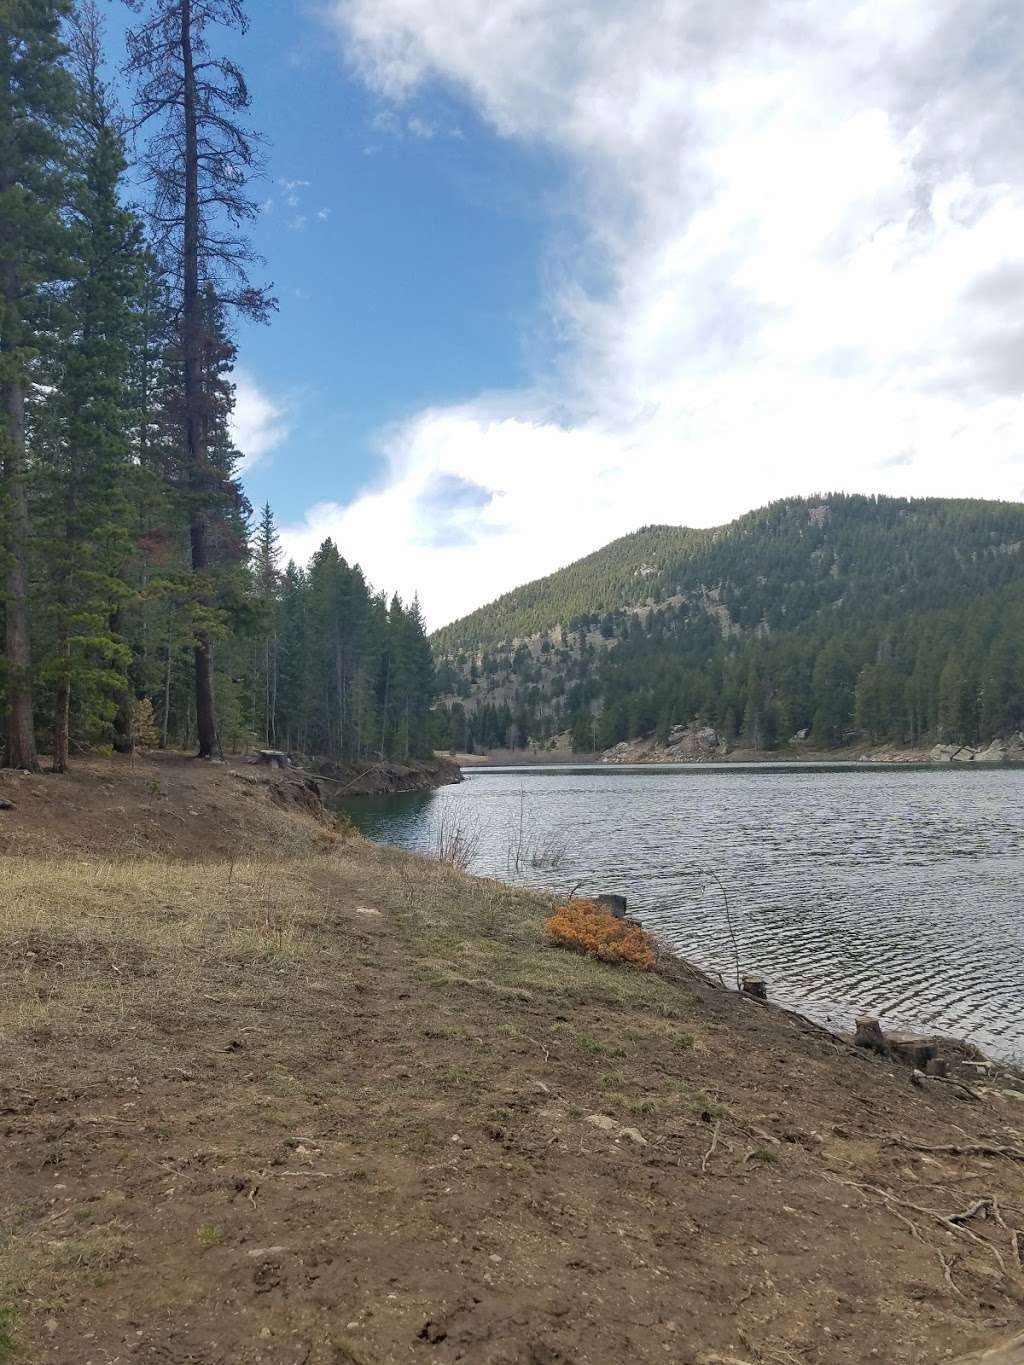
<box><xmin>0</xmin><ymin>0</ymin><xmax>76</xmax><ymax>769</ymax></box>
<box><xmin>126</xmin><ymin>0</ymin><xmax>274</xmax><ymax>758</ymax></box>
<box><xmin>36</xmin><ymin>3</ymin><xmax>142</xmax><ymax>770</ymax></box>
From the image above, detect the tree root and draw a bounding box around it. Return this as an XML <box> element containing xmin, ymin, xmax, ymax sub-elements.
<box><xmin>701</xmin><ymin>1119</ymin><xmax>721</xmax><ymax>1173</ymax></box>
<box><xmin>826</xmin><ymin>1176</ymin><xmax>1010</xmax><ymax>1279</ymax></box>
<box><xmin>890</xmin><ymin>1136</ymin><xmax>1024</xmax><ymax>1164</ymax></box>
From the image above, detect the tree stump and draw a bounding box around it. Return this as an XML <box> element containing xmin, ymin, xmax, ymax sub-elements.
<box><xmin>741</xmin><ymin>975</ymin><xmax>768</xmax><ymax>1001</ymax></box>
<box><xmin>595</xmin><ymin>894</ymin><xmax>627</xmax><ymax>919</ymax></box>
<box><xmin>254</xmin><ymin>750</ymin><xmax>290</xmax><ymax>770</ymax></box>
<box><xmin>854</xmin><ymin>1016</ymin><xmax>887</xmax><ymax>1052</ymax></box>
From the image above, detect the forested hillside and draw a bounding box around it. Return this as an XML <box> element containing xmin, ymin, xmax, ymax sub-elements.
<box><xmin>433</xmin><ymin>495</ymin><xmax>1024</xmax><ymax>753</ymax></box>
<box><xmin>0</xmin><ymin>3</ymin><xmax>434</xmax><ymax>769</ymax></box>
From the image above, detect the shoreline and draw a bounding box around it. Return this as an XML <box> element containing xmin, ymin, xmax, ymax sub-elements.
<box><xmin>3</xmin><ymin>752</ymin><xmax>1024</xmax><ymax>1363</ymax></box>
<box><xmin>454</xmin><ymin>743</ymin><xmax>1024</xmax><ymax>768</ymax></box>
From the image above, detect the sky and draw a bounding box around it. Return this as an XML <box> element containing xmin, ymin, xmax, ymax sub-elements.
<box><xmin>114</xmin><ymin>1</ymin><xmax>1024</xmax><ymax>628</ymax></box>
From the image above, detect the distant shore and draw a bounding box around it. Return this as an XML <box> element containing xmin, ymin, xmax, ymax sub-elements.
<box><xmin>451</xmin><ymin>738</ymin><xmax>1024</xmax><ymax>768</ymax></box>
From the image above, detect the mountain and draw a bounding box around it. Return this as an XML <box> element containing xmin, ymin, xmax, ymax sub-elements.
<box><xmin>431</xmin><ymin>494</ymin><xmax>1024</xmax><ymax>754</ymax></box>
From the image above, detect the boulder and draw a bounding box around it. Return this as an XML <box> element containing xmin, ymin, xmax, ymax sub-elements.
<box><xmin>930</xmin><ymin>743</ymin><xmax>985</xmax><ymax>762</ymax></box>
<box><xmin>975</xmin><ymin>740</ymin><xmax>1007</xmax><ymax>764</ymax></box>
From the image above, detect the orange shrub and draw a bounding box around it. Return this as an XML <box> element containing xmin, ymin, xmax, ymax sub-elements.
<box><xmin>546</xmin><ymin>899</ymin><xmax>656</xmax><ymax>970</ymax></box>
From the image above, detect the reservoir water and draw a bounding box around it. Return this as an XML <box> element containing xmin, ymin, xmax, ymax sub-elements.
<box><xmin>345</xmin><ymin>764</ymin><xmax>1024</xmax><ymax>1060</ymax></box>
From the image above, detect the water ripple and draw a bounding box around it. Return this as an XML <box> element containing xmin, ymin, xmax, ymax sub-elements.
<box><xmin>345</xmin><ymin>765</ymin><xmax>1024</xmax><ymax>1061</ymax></box>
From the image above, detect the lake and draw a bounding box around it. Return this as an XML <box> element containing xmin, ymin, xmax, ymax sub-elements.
<box><xmin>344</xmin><ymin>764</ymin><xmax>1024</xmax><ymax>1060</ymax></box>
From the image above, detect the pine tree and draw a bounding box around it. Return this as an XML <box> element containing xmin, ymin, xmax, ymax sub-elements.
<box><xmin>126</xmin><ymin>0</ymin><xmax>274</xmax><ymax>758</ymax></box>
<box><xmin>37</xmin><ymin>3</ymin><xmax>143</xmax><ymax>771</ymax></box>
<box><xmin>252</xmin><ymin>502</ymin><xmax>281</xmax><ymax>745</ymax></box>
<box><xmin>0</xmin><ymin>0</ymin><xmax>76</xmax><ymax>769</ymax></box>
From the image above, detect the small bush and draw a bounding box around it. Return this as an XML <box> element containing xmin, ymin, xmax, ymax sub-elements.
<box><xmin>546</xmin><ymin>899</ymin><xmax>656</xmax><ymax>970</ymax></box>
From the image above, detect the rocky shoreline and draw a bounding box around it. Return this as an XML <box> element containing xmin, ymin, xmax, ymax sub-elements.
<box><xmin>599</xmin><ymin>724</ymin><xmax>1024</xmax><ymax>766</ymax></box>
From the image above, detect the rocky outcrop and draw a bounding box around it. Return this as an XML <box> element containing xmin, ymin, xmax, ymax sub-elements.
<box><xmin>929</xmin><ymin>734</ymin><xmax>1024</xmax><ymax>764</ymax></box>
<box><xmin>602</xmin><ymin>725</ymin><xmax>729</xmax><ymax>764</ymax></box>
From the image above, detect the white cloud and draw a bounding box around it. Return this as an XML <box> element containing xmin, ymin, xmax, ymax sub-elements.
<box><xmin>231</xmin><ymin>370</ymin><xmax>289</xmax><ymax>472</ymax></box>
<box><xmin>303</xmin><ymin>0</ymin><xmax>1024</xmax><ymax>628</ymax></box>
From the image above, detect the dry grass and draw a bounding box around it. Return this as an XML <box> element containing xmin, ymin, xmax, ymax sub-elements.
<box><xmin>0</xmin><ymin>854</ymin><xmax>339</xmax><ymax>1073</ymax></box>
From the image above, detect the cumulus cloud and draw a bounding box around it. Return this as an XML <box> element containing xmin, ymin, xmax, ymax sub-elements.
<box><xmin>231</xmin><ymin>370</ymin><xmax>289</xmax><ymax>471</ymax></box>
<box><xmin>297</xmin><ymin>0</ymin><xmax>1024</xmax><ymax>627</ymax></box>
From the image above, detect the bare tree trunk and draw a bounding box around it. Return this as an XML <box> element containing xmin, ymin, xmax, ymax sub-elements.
<box><xmin>379</xmin><ymin>656</ymin><xmax>391</xmax><ymax>757</ymax></box>
<box><xmin>180</xmin><ymin>0</ymin><xmax>217</xmax><ymax>759</ymax></box>
<box><xmin>1</xmin><ymin>335</ymin><xmax>38</xmax><ymax>772</ymax></box>
<box><xmin>269</xmin><ymin>634</ymin><xmax>278</xmax><ymax>747</ymax></box>
<box><xmin>161</xmin><ymin>610</ymin><xmax>173</xmax><ymax>749</ymax></box>
<box><xmin>53</xmin><ymin>633</ymin><xmax>70</xmax><ymax>774</ymax></box>
<box><xmin>334</xmin><ymin>636</ymin><xmax>346</xmax><ymax>760</ymax></box>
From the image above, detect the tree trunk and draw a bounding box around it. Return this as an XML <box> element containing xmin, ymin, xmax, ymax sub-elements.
<box><xmin>111</xmin><ymin>609</ymin><xmax>134</xmax><ymax>753</ymax></box>
<box><xmin>1</xmin><ymin>352</ymin><xmax>38</xmax><ymax>772</ymax></box>
<box><xmin>180</xmin><ymin>0</ymin><xmax>217</xmax><ymax>759</ymax></box>
<box><xmin>53</xmin><ymin>639</ymin><xmax>70</xmax><ymax>775</ymax></box>
<box><xmin>269</xmin><ymin>634</ymin><xmax>278</xmax><ymax>747</ymax></box>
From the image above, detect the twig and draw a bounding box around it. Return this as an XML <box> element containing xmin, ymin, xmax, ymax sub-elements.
<box><xmin>702</xmin><ymin>866</ymin><xmax>740</xmax><ymax>990</ymax></box>
<box><xmin>701</xmin><ymin>1119</ymin><xmax>721</xmax><ymax>1173</ymax></box>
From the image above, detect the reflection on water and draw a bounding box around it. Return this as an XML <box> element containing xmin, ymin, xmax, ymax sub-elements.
<box><xmin>343</xmin><ymin>764</ymin><xmax>1024</xmax><ymax>1060</ymax></box>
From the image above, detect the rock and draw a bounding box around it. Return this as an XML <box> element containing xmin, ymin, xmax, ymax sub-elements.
<box><xmin>792</xmin><ymin>728</ymin><xmax>810</xmax><ymax>742</ymax></box>
<box><xmin>957</xmin><ymin>1061</ymin><xmax>993</xmax><ymax>1079</ymax></box>
<box><xmin>888</xmin><ymin>1033</ymin><xmax>939</xmax><ymax>1069</ymax></box>
<box><xmin>247</xmin><ymin>1246</ymin><xmax>289</xmax><ymax>1258</ymax></box>
<box><xmin>741</xmin><ymin>975</ymin><xmax>767</xmax><ymax>1001</ymax></box>
<box><xmin>975</xmin><ymin>739</ymin><xmax>1008</xmax><ymax>764</ymax></box>
<box><xmin>618</xmin><ymin>1126</ymin><xmax>648</xmax><ymax>1147</ymax></box>
<box><xmin>595</xmin><ymin>893</ymin><xmax>627</xmax><ymax>919</ymax></box>
<box><xmin>925</xmin><ymin>1058</ymin><xmax>948</xmax><ymax>1077</ymax></box>
<box><xmin>930</xmin><ymin>744</ymin><xmax>961</xmax><ymax>762</ymax></box>
<box><xmin>0</xmin><ymin>798</ymin><xmax>14</xmax><ymax>811</ymax></box>
<box><xmin>585</xmin><ymin>1113</ymin><xmax>619</xmax><ymax>1133</ymax></box>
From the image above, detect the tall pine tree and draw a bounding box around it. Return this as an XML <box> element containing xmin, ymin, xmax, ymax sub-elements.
<box><xmin>0</xmin><ymin>0</ymin><xmax>76</xmax><ymax>769</ymax></box>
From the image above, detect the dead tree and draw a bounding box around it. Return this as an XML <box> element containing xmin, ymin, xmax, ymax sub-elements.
<box><xmin>125</xmin><ymin>0</ymin><xmax>274</xmax><ymax>758</ymax></box>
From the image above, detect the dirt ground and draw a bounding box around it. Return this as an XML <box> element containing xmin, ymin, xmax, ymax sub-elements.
<box><xmin>2</xmin><ymin>754</ymin><xmax>1024</xmax><ymax>1364</ymax></box>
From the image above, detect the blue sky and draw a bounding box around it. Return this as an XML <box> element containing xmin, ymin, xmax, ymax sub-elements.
<box><xmin>112</xmin><ymin>2</ymin><xmax>1024</xmax><ymax>628</ymax></box>
<box><xmin>109</xmin><ymin>3</ymin><xmax>566</xmax><ymax>525</ymax></box>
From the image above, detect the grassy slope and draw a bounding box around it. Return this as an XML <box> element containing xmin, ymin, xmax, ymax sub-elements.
<box><xmin>2</xmin><ymin>755</ymin><xmax>1024</xmax><ymax>1363</ymax></box>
